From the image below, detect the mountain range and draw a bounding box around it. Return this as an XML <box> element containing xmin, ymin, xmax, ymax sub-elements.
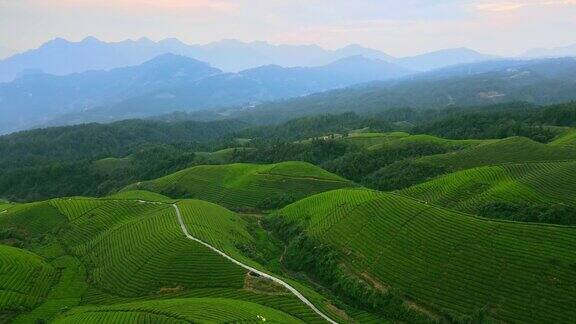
<box><xmin>0</xmin><ymin>37</ymin><xmax>494</xmax><ymax>82</ymax></box>
<box><xmin>0</xmin><ymin>53</ymin><xmax>413</xmax><ymax>133</ymax></box>
<box><xmin>230</xmin><ymin>57</ymin><xmax>576</xmax><ymax>124</ymax></box>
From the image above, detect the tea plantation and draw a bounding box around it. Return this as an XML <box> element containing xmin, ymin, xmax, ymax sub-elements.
<box><xmin>271</xmin><ymin>188</ymin><xmax>576</xmax><ymax>323</ymax></box>
<box><xmin>127</xmin><ymin>162</ymin><xmax>356</xmax><ymax>209</ymax></box>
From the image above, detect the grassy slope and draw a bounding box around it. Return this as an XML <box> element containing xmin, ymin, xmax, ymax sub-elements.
<box><xmin>0</xmin><ymin>192</ymin><xmax>345</xmax><ymax>323</ymax></box>
<box><xmin>273</xmin><ymin>188</ymin><xmax>576</xmax><ymax>323</ymax></box>
<box><xmin>399</xmin><ymin>161</ymin><xmax>576</xmax><ymax>212</ymax></box>
<box><xmin>551</xmin><ymin>129</ymin><xmax>576</xmax><ymax>147</ymax></box>
<box><xmin>128</xmin><ymin>162</ymin><xmax>356</xmax><ymax>209</ymax></box>
<box><xmin>419</xmin><ymin>136</ymin><xmax>576</xmax><ymax>171</ymax></box>
<box><xmin>53</xmin><ymin>298</ymin><xmax>303</xmax><ymax>323</ymax></box>
<box><xmin>344</xmin><ymin>132</ymin><xmax>489</xmax><ymax>151</ymax></box>
<box><xmin>0</xmin><ymin>245</ymin><xmax>56</xmax><ymax>321</ymax></box>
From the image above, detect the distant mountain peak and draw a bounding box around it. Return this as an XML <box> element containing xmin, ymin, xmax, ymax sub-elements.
<box><xmin>81</xmin><ymin>36</ymin><xmax>101</xmax><ymax>43</ymax></box>
<box><xmin>397</xmin><ymin>47</ymin><xmax>496</xmax><ymax>71</ymax></box>
<box><xmin>42</xmin><ymin>37</ymin><xmax>70</xmax><ymax>47</ymax></box>
<box><xmin>136</xmin><ymin>37</ymin><xmax>154</xmax><ymax>44</ymax></box>
<box><xmin>141</xmin><ymin>53</ymin><xmax>212</xmax><ymax>69</ymax></box>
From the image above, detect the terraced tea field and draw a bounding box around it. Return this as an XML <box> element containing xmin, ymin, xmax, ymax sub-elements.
<box><xmin>340</xmin><ymin>131</ymin><xmax>487</xmax><ymax>151</ymax></box>
<box><xmin>272</xmin><ymin>188</ymin><xmax>576</xmax><ymax>323</ymax></box>
<box><xmin>53</xmin><ymin>298</ymin><xmax>304</xmax><ymax>323</ymax></box>
<box><xmin>400</xmin><ymin>161</ymin><xmax>576</xmax><ymax>212</ymax></box>
<box><xmin>127</xmin><ymin>162</ymin><xmax>356</xmax><ymax>209</ymax></box>
<box><xmin>551</xmin><ymin>129</ymin><xmax>576</xmax><ymax>147</ymax></box>
<box><xmin>0</xmin><ymin>191</ymin><xmax>349</xmax><ymax>323</ymax></box>
<box><xmin>0</xmin><ymin>245</ymin><xmax>56</xmax><ymax>321</ymax></box>
<box><xmin>419</xmin><ymin>136</ymin><xmax>576</xmax><ymax>171</ymax></box>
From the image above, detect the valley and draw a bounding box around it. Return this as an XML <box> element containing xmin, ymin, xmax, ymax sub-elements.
<box><xmin>2</xmin><ymin>9</ymin><xmax>576</xmax><ymax>322</ymax></box>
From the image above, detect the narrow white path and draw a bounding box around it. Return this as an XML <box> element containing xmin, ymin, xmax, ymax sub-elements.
<box><xmin>173</xmin><ymin>203</ymin><xmax>338</xmax><ymax>324</ymax></box>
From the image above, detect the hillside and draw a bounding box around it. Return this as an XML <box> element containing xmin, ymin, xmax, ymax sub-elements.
<box><xmin>341</xmin><ymin>131</ymin><xmax>489</xmax><ymax>151</ymax></box>
<box><xmin>0</xmin><ymin>192</ymin><xmax>346</xmax><ymax>323</ymax></box>
<box><xmin>269</xmin><ymin>188</ymin><xmax>576</xmax><ymax>323</ymax></box>
<box><xmin>0</xmin><ymin>53</ymin><xmax>412</xmax><ymax>134</ymax></box>
<box><xmin>399</xmin><ymin>161</ymin><xmax>576</xmax><ymax>224</ymax></box>
<box><xmin>0</xmin><ymin>245</ymin><xmax>56</xmax><ymax>323</ymax></box>
<box><xmin>419</xmin><ymin>136</ymin><xmax>576</xmax><ymax>171</ymax></box>
<box><xmin>551</xmin><ymin>129</ymin><xmax>576</xmax><ymax>146</ymax></box>
<box><xmin>235</xmin><ymin>58</ymin><xmax>576</xmax><ymax>124</ymax></box>
<box><xmin>0</xmin><ymin>54</ymin><xmax>221</xmax><ymax>134</ymax></box>
<box><xmin>127</xmin><ymin>162</ymin><xmax>356</xmax><ymax>210</ymax></box>
<box><xmin>52</xmin><ymin>298</ymin><xmax>304</xmax><ymax>323</ymax></box>
<box><xmin>0</xmin><ymin>37</ymin><xmax>397</xmax><ymax>81</ymax></box>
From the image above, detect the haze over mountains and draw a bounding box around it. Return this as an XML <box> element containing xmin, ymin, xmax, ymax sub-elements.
<box><xmin>0</xmin><ymin>53</ymin><xmax>413</xmax><ymax>133</ymax></box>
<box><xmin>234</xmin><ymin>57</ymin><xmax>576</xmax><ymax>124</ymax></box>
<box><xmin>524</xmin><ymin>43</ymin><xmax>576</xmax><ymax>58</ymax></box>
<box><xmin>2</xmin><ymin>36</ymin><xmax>576</xmax><ymax>135</ymax></box>
<box><xmin>0</xmin><ymin>36</ymin><xmax>493</xmax><ymax>82</ymax></box>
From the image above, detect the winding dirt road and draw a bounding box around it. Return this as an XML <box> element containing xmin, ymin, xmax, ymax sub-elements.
<box><xmin>172</xmin><ymin>203</ymin><xmax>338</xmax><ymax>324</ymax></box>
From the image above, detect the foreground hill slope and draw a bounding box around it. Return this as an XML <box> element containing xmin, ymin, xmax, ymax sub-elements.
<box><xmin>128</xmin><ymin>162</ymin><xmax>356</xmax><ymax>209</ymax></box>
<box><xmin>0</xmin><ymin>245</ymin><xmax>56</xmax><ymax>322</ymax></box>
<box><xmin>0</xmin><ymin>192</ymin><xmax>336</xmax><ymax>323</ymax></box>
<box><xmin>270</xmin><ymin>188</ymin><xmax>576</xmax><ymax>323</ymax></box>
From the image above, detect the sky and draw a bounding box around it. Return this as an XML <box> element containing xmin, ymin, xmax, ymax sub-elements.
<box><xmin>0</xmin><ymin>0</ymin><xmax>575</xmax><ymax>57</ymax></box>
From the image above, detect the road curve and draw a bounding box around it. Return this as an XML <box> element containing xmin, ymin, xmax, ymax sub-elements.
<box><xmin>173</xmin><ymin>203</ymin><xmax>338</xmax><ymax>324</ymax></box>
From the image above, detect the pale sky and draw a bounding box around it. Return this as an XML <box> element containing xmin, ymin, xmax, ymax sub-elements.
<box><xmin>1</xmin><ymin>0</ymin><xmax>575</xmax><ymax>57</ymax></box>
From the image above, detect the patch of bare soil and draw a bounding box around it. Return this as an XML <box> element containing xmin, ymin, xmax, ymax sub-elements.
<box><xmin>404</xmin><ymin>299</ymin><xmax>442</xmax><ymax>322</ymax></box>
<box><xmin>244</xmin><ymin>272</ymin><xmax>289</xmax><ymax>295</ymax></box>
<box><xmin>326</xmin><ymin>302</ymin><xmax>352</xmax><ymax>322</ymax></box>
<box><xmin>359</xmin><ymin>272</ymin><xmax>390</xmax><ymax>293</ymax></box>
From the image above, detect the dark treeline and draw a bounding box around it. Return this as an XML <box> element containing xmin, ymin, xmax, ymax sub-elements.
<box><xmin>0</xmin><ymin>119</ymin><xmax>245</xmax><ymax>201</ymax></box>
<box><xmin>2</xmin><ymin>102</ymin><xmax>576</xmax><ymax>202</ymax></box>
<box><xmin>235</xmin><ymin>112</ymin><xmax>392</xmax><ymax>141</ymax></box>
<box><xmin>0</xmin><ymin>118</ymin><xmax>246</xmax><ymax>168</ymax></box>
<box><xmin>1</xmin><ymin>144</ymin><xmax>201</xmax><ymax>202</ymax></box>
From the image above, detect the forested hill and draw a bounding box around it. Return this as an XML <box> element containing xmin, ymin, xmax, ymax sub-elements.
<box><xmin>2</xmin><ymin>102</ymin><xmax>576</xmax><ymax>202</ymax></box>
<box><xmin>0</xmin><ymin>118</ymin><xmax>247</xmax><ymax>166</ymax></box>
<box><xmin>233</xmin><ymin>58</ymin><xmax>576</xmax><ymax>124</ymax></box>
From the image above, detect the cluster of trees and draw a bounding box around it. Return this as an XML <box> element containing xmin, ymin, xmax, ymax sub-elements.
<box><xmin>3</xmin><ymin>102</ymin><xmax>576</xmax><ymax>202</ymax></box>
<box><xmin>265</xmin><ymin>217</ymin><xmax>433</xmax><ymax>323</ymax></box>
<box><xmin>0</xmin><ymin>119</ymin><xmax>247</xmax><ymax>201</ymax></box>
<box><xmin>266</xmin><ymin>216</ymin><xmax>489</xmax><ymax>323</ymax></box>
<box><xmin>478</xmin><ymin>202</ymin><xmax>576</xmax><ymax>225</ymax></box>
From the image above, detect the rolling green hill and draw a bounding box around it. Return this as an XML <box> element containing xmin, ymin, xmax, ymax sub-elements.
<box><xmin>53</xmin><ymin>298</ymin><xmax>303</xmax><ymax>323</ymax></box>
<box><xmin>0</xmin><ymin>245</ymin><xmax>56</xmax><ymax>322</ymax></box>
<box><xmin>419</xmin><ymin>136</ymin><xmax>576</xmax><ymax>171</ymax></box>
<box><xmin>0</xmin><ymin>191</ymin><xmax>358</xmax><ymax>323</ymax></box>
<box><xmin>399</xmin><ymin>161</ymin><xmax>576</xmax><ymax>219</ymax></box>
<box><xmin>302</xmin><ymin>131</ymin><xmax>488</xmax><ymax>152</ymax></box>
<box><xmin>270</xmin><ymin>188</ymin><xmax>576</xmax><ymax>323</ymax></box>
<box><xmin>127</xmin><ymin>162</ymin><xmax>356</xmax><ymax>210</ymax></box>
<box><xmin>551</xmin><ymin>129</ymin><xmax>576</xmax><ymax>146</ymax></box>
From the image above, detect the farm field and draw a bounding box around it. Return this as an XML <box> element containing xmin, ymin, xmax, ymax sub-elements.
<box><xmin>0</xmin><ymin>245</ymin><xmax>56</xmax><ymax>322</ymax></box>
<box><xmin>53</xmin><ymin>298</ymin><xmax>305</xmax><ymax>323</ymax></box>
<box><xmin>127</xmin><ymin>162</ymin><xmax>356</xmax><ymax>210</ymax></box>
<box><xmin>399</xmin><ymin>160</ymin><xmax>576</xmax><ymax>213</ymax></box>
<box><xmin>551</xmin><ymin>129</ymin><xmax>576</xmax><ymax>146</ymax></box>
<box><xmin>0</xmin><ymin>191</ymin><xmax>361</xmax><ymax>323</ymax></box>
<box><xmin>419</xmin><ymin>136</ymin><xmax>576</xmax><ymax>171</ymax></box>
<box><xmin>305</xmin><ymin>130</ymin><xmax>488</xmax><ymax>151</ymax></box>
<box><xmin>271</xmin><ymin>188</ymin><xmax>576</xmax><ymax>323</ymax></box>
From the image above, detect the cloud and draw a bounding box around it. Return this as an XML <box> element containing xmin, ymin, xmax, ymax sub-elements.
<box><xmin>476</xmin><ymin>2</ymin><xmax>523</xmax><ymax>12</ymax></box>
<box><xmin>476</xmin><ymin>0</ymin><xmax>576</xmax><ymax>13</ymax></box>
<box><xmin>46</xmin><ymin>0</ymin><xmax>238</xmax><ymax>11</ymax></box>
